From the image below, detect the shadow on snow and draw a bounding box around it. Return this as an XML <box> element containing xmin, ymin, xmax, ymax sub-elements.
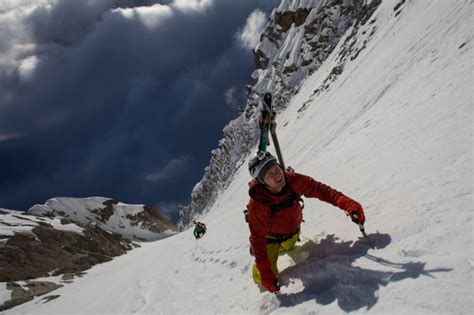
<box><xmin>276</xmin><ymin>233</ymin><xmax>452</xmax><ymax>312</ymax></box>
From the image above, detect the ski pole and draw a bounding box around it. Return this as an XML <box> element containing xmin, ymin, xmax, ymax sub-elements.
<box><xmin>351</xmin><ymin>212</ymin><xmax>368</xmax><ymax>238</ymax></box>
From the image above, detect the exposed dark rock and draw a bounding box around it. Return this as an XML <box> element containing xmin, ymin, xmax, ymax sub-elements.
<box><xmin>91</xmin><ymin>199</ymin><xmax>118</xmax><ymax>223</ymax></box>
<box><xmin>125</xmin><ymin>205</ymin><xmax>176</xmax><ymax>234</ymax></box>
<box><xmin>253</xmin><ymin>48</ymin><xmax>270</xmax><ymax>70</ymax></box>
<box><xmin>394</xmin><ymin>0</ymin><xmax>406</xmax><ymax>13</ymax></box>
<box><xmin>62</xmin><ymin>273</ymin><xmax>74</xmax><ymax>281</ymax></box>
<box><xmin>0</xmin><ymin>224</ymin><xmax>132</xmax><ymax>282</ymax></box>
<box><xmin>283</xmin><ymin>64</ymin><xmax>298</xmax><ymax>74</ymax></box>
<box><xmin>12</xmin><ymin>215</ymin><xmax>36</xmax><ymax>222</ymax></box>
<box><xmin>39</xmin><ymin>294</ymin><xmax>61</xmax><ymax>304</ymax></box>
<box><xmin>0</xmin><ymin>281</ymin><xmax>63</xmax><ymax>311</ymax></box>
<box><xmin>357</xmin><ymin>0</ymin><xmax>383</xmax><ymax>26</ymax></box>
<box><xmin>275</xmin><ymin>9</ymin><xmax>310</xmax><ymax>32</ymax></box>
<box><xmin>60</xmin><ymin>218</ymin><xmax>72</xmax><ymax>225</ymax></box>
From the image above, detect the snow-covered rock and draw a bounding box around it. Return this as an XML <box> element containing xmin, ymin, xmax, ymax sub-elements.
<box><xmin>0</xmin><ymin>208</ymin><xmax>84</xmax><ymax>238</ymax></box>
<box><xmin>29</xmin><ymin>197</ymin><xmax>177</xmax><ymax>241</ymax></box>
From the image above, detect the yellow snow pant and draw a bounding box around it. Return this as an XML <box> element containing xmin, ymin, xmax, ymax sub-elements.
<box><xmin>252</xmin><ymin>230</ymin><xmax>301</xmax><ymax>283</ymax></box>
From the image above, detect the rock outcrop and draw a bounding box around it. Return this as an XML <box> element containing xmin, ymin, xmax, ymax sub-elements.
<box><xmin>1</xmin><ymin>224</ymin><xmax>133</xmax><ymax>282</ymax></box>
<box><xmin>0</xmin><ymin>281</ymin><xmax>63</xmax><ymax>311</ymax></box>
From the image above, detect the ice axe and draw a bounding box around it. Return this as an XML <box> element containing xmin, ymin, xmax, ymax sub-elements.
<box><xmin>351</xmin><ymin>212</ymin><xmax>368</xmax><ymax>238</ymax></box>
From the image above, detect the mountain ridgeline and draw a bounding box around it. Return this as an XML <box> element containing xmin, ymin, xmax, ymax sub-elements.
<box><xmin>178</xmin><ymin>0</ymin><xmax>382</xmax><ymax>229</ymax></box>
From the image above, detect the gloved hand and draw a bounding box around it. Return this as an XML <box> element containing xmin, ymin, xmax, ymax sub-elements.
<box><xmin>256</xmin><ymin>260</ymin><xmax>280</xmax><ymax>293</ymax></box>
<box><xmin>337</xmin><ymin>195</ymin><xmax>365</xmax><ymax>224</ymax></box>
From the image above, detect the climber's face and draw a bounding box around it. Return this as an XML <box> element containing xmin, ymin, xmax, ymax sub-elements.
<box><xmin>263</xmin><ymin>164</ymin><xmax>285</xmax><ymax>193</ymax></box>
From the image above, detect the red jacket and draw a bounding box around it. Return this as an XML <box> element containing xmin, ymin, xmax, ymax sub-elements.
<box><xmin>247</xmin><ymin>172</ymin><xmax>344</xmax><ymax>262</ymax></box>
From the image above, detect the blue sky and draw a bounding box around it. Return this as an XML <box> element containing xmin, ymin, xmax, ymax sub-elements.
<box><xmin>0</xmin><ymin>0</ymin><xmax>278</xmax><ymax>221</ymax></box>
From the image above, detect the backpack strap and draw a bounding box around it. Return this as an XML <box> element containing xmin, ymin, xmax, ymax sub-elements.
<box><xmin>268</xmin><ymin>188</ymin><xmax>303</xmax><ymax>217</ymax></box>
<box><xmin>244</xmin><ymin>186</ymin><xmax>304</xmax><ymax>223</ymax></box>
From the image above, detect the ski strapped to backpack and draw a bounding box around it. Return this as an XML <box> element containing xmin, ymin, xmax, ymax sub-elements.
<box><xmin>261</xmin><ymin>93</ymin><xmax>286</xmax><ymax>170</ymax></box>
<box><xmin>258</xmin><ymin>94</ymin><xmax>274</xmax><ymax>153</ymax></box>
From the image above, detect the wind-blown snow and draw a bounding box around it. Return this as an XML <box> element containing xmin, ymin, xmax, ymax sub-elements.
<box><xmin>6</xmin><ymin>0</ymin><xmax>472</xmax><ymax>314</ymax></box>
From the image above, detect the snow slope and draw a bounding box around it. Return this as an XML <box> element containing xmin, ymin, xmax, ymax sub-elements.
<box><xmin>7</xmin><ymin>0</ymin><xmax>472</xmax><ymax>314</ymax></box>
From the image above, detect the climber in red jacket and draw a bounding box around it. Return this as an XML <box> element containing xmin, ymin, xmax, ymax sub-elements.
<box><xmin>247</xmin><ymin>151</ymin><xmax>365</xmax><ymax>293</ymax></box>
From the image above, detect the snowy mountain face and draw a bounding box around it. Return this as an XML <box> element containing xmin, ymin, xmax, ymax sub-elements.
<box><xmin>3</xmin><ymin>0</ymin><xmax>473</xmax><ymax>313</ymax></box>
<box><xmin>179</xmin><ymin>0</ymin><xmax>382</xmax><ymax>228</ymax></box>
<box><xmin>252</xmin><ymin>0</ymin><xmax>381</xmax><ymax>104</ymax></box>
<box><xmin>0</xmin><ymin>198</ymin><xmax>177</xmax><ymax>311</ymax></box>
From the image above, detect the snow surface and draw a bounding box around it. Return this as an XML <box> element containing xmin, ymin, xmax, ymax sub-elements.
<box><xmin>5</xmin><ymin>0</ymin><xmax>473</xmax><ymax>314</ymax></box>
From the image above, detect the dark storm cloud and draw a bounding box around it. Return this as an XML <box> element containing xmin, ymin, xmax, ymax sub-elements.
<box><xmin>0</xmin><ymin>0</ymin><xmax>278</xmax><ymax>221</ymax></box>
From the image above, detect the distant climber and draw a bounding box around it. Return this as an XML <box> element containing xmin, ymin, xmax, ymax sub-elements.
<box><xmin>193</xmin><ymin>221</ymin><xmax>207</xmax><ymax>239</ymax></box>
<box><xmin>246</xmin><ymin>151</ymin><xmax>365</xmax><ymax>293</ymax></box>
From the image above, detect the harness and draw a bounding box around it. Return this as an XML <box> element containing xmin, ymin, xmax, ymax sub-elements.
<box><xmin>266</xmin><ymin>228</ymin><xmax>300</xmax><ymax>244</ymax></box>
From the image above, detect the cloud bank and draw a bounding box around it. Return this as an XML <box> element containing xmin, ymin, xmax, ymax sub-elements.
<box><xmin>0</xmin><ymin>0</ymin><xmax>277</xmax><ymax>221</ymax></box>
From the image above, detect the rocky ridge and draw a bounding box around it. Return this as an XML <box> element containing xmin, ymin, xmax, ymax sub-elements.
<box><xmin>179</xmin><ymin>0</ymin><xmax>382</xmax><ymax>228</ymax></box>
<box><xmin>29</xmin><ymin>196</ymin><xmax>177</xmax><ymax>241</ymax></box>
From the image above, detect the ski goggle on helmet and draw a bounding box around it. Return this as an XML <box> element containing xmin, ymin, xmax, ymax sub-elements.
<box><xmin>248</xmin><ymin>151</ymin><xmax>278</xmax><ymax>182</ymax></box>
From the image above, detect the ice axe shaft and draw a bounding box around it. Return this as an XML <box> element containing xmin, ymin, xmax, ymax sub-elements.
<box><xmin>351</xmin><ymin>212</ymin><xmax>368</xmax><ymax>238</ymax></box>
